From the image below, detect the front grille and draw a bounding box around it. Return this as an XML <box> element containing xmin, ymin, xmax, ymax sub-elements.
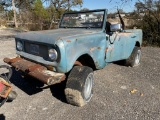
<box><xmin>24</xmin><ymin>41</ymin><xmax>49</xmax><ymax>59</ymax></box>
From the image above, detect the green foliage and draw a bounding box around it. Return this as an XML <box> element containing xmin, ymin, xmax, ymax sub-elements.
<box><xmin>0</xmin><ymin>4</ymin><xmax>4</xmax><ymax>11</ymax></box>
<box><xmin>0</xmin><ymin>0</ymin><xmax>83</xmax><ymax>30</ymax></box>
<box><xmin>8</xmin><ymin>10</ymin><xmax>14</xmax><ymax>20</ymax></box>
<box><xmin>131</xmin><ymin>0</ymin><xmax>160</xmax><ymax>47</ymax></box>
<box><xmin>33</xmin><ymin>0</ymin><xmax>48</xmax><ymax>19</ymax></box>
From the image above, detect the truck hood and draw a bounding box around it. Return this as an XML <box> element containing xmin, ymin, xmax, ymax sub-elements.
<box><xmin>16</xmin><ymin>28</ymin><xmax>101</xmax><ymax>44</ymax></box>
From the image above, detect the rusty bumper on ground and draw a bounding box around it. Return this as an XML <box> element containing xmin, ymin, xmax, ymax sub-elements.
<box><xmin>3</xmin><ymin>57</ymin><xmax>66</xmax><ymax>85</ymax></box>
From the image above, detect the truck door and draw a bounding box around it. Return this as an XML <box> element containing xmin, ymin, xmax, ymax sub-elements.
<box><xmin>105</xmin><ymin>32</ymin><xmax>131</xmax><ymax>62</ymax></box>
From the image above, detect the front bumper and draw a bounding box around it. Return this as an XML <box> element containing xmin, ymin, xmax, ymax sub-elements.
<box><xmin>4</xmin><ymin>57</ymin><xmax>66</xmax><ymax>85</ymax></box>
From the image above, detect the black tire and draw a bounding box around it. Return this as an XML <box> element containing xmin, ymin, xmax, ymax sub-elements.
<box><xmin>126</xmin><ymin>46</ymin><xmax>141</xmax><ymax>67</ymax></box>
<box><xmin>0</xmin><ymin>65</ymin><xmax>12</xmax><ymax>81</ymax></box>
<box><xmin>65</xmin><ymin>66</ymin><xmax>94</xmax><ymax>107</ymax></box>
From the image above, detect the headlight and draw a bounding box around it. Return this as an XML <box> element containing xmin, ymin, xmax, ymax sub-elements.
<box><xmin>17</xmin><ymin>41</ymin><xmax>23</xmax><ymax>51</ymax></box>
<box><xmin>49</xmin><ymin>49</ymin><xmax>58</xmax><ymax>61</ymax></box>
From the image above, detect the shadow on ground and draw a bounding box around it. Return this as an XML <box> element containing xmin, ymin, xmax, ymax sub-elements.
<box><xmin>0</xmin><ymin>114</ymin><xmax>5</xmax><ymax>120</ymax></box>
<box><xmin>10</xmin><ymin>68</ymin><xmax>67</xmax><ymax>103</ymax></box>
<box><xmin>9</xmin><ymin>68</ymin><xmax>43</xmax><ymax>95</ymax></box>
<box><xmin>49</xmin><ymin>80</ymin><xmax>67</xmax><ymax>103</ymax></box>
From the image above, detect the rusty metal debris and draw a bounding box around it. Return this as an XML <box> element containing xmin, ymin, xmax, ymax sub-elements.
<box><xmin>0</xmin><ymin>78</ymin><xmax>12</xmax><ymax>98</ymax></box>
<box><xmin>66</xmin><ymin>40</ymin><xmax>71</xmax><ymax>42</ymax></box>
<box><xmin>4</xmin><ymin>57</ymin><xmax>66</xmax><ymax>85</ymax></box>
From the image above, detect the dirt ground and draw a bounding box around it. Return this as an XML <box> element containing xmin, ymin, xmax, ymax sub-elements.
<box><xmin>0</xmin><ymin>29</ymin><xmax>160</xmax><ymax>120</ymax></box>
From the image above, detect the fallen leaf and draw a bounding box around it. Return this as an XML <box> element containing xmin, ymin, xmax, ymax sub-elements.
<box><xmin>130</xmin><ymin>89</ymin><xmax>138</xmax><ymax>94</ymax></box>
<box><xmin>140</xmin><ymin>93</ymin><xmax>144</xmax><ymax>96</ymax></box>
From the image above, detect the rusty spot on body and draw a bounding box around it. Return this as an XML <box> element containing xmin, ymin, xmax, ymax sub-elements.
<box><xmin>90</xmin><ymin>47</ymin><xmax>96</xmax><ymax>52</ymax></box>
<box><xmin>105</xmin><ymin>48</ymin><xmax>108</xmax><ymax>53</ymax></box>
<box><xmin>66</xmin><ymin>40</ymin><xmax>71</xmax><ymax>42</ymax></box>
<box><xmin>46</xmin><ymin>65</ymin><xmax>54</xmax><ymax>71</ymax></box>
<box><xmin>121</xmin><ymin>33</ymin><xmax>131</xmax><ymax>36</ymax></box>
<box><xmin>26</xmin><ymin>64</ymin><xmax>43</xmax><ymax>73</ymax></box>
<box><xmin>97</xmin><ymin>47</ymin><xmax>101</xmax><ymax>50</ymax></box>
<box><xmin>90</xmin><ymin>47</ymin><xmax>101</xmax><ymax>52</ymax></box>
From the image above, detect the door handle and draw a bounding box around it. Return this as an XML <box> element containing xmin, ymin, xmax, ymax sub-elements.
<box><xmin>131</xmin><ymin>36</ymin><xmax>136</xmax><ymax>38</ymax></box>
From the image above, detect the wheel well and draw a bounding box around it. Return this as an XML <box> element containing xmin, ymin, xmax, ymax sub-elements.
<box><xmin>135</xmin><ymin>41</ymin><xmax>140</xmax><ymax>47</ymax></box>
<box><xmin>74</xmin><ymin>54</ymin><xmax>96</xmax><ymax>70</ymax></box>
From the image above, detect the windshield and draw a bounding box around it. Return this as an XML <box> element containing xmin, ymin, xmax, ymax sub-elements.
<box><xmin>60</xmin><ymin>10</ymin><xmax>105</xmax><ymax>29</ymax></box>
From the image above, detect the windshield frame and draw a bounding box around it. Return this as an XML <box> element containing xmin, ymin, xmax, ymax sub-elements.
<box><xmin>59</xmin><ymin>9</ymin><xmax>106</xmax><ymax>29</ymax></box>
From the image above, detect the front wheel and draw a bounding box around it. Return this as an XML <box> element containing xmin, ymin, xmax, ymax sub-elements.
<box><xmin>126</xmin><ymin>46</ymin><xmax>141</xmax><ymax>67</ymax></box>
<box><xmin>65</xmin><ymin>66</ymin><xmax>94</xmax><ymax>107</ymax></box>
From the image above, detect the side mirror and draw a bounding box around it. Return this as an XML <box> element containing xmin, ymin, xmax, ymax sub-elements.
<box><xmin>110</xmin><ymin>24</ymin><xmax>122</xmax><ymax>32</ymax></box>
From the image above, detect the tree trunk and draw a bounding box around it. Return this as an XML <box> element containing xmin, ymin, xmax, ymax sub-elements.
<box><xmin>12</xmin><ymin>0</ymin><xmax>18</xmax><ymax>28</ymax></box>
<box><xmin>40</xmin><ymin>18</ymin><xmax>43</xmax><ymax>30</ymax></box>
<box><xmin>49</xmin><ymin>12</ymin><xmax>56</xmax><ymax>29</ymax></box>
<box><xmin>19</xmin><ymin>9</ymin><xmax>22</xmax><ymax>27</ymax></box>
<box><xmin>49</xmin><ymin>17</ymin><xmax>54</xmax><ymax>29</ymax></box>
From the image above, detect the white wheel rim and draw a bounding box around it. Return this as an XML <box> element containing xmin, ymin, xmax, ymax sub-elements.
<box><xmin>135</xmin><ymin>50</ymin><xmax>141</xmax><ymax>65</ymax></box>
<box><xmin>84</xmin><ymin>73</ymin><xmax>93</xmax><ymax>101</ymax></box>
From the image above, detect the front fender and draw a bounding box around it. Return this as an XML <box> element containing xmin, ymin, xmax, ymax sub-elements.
<box><xmin>61</xmin><ymin>32</ymin><xmax>107</xmax><ymax>72</ymax></box>
<box><xmin>55</xmin><ymin>40</ymin><xmax>67</xmax><ymax>73</ymax></box>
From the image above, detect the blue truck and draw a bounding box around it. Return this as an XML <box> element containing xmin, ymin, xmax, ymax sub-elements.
<box><xmin>4</xmin><ymin>9</ymin><xmax>142</xmax><ymax>107</ymax></box>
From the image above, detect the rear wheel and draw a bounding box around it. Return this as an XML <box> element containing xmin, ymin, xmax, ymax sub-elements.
<box><xmin>65</xmin><ymin>66</ymin><xmax>94</xmax><ymax>107</ymax></box>
<box><xmin>126</xmin><ymin>46</ymin><xmax>141</xmax><ymax>67</ymax></box>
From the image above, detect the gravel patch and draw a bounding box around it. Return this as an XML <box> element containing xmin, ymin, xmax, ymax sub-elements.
<box><xmin>0</xmin><ymin>30</ymin><xmax>160</xmax><ymax>120</ymax></box>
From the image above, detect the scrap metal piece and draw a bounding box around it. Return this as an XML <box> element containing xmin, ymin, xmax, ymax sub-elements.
<box><xmin>0</xmin><ymin>78</ymin><xmax>12</xmax><ymax>98</ymax></box>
